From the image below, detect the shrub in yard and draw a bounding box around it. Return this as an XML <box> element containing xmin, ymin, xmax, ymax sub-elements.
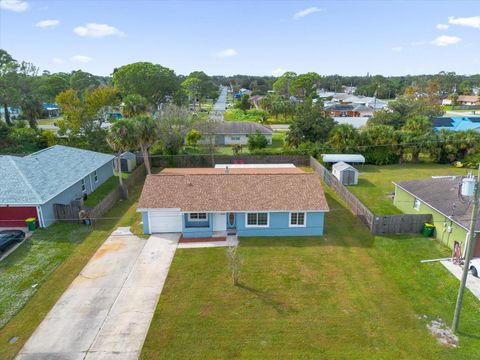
<box><xmin>464</xmin><ymin>152</ymin><xmax>480</xmax><ymax>168</ymax></box>
<box><xmin>247</xmin><ymin>130</ymin><xmax>268</xmax><ymax>151</ymax></box>
<box><xmin>186</xmin><ymin>129</ymin><xmax>202</xmax><ymax>147</ymax></box>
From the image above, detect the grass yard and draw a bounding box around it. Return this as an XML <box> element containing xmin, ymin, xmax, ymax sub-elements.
<box><xmin>141</xmin><ymin>192</ymin><xmax>480</xmax><ymax>359</ymax></box>
<box><xmin>84</xmin><ymin>175</ymin><xmax>121</xmax><ymax>207</ymax></box>
<box><xmin>0</xmin><ymin>178</ymin><xmax>146</xmax><ymax>359</ymax></box>
<box><xmin>37</xmin><ymin>117</ymin><xmax>61</xmax><ymax>126</ymax></box>
<box><xmin>349</xmin><ymin>163</ymin><xmax>469</xmax><ymax>214</ymax></box>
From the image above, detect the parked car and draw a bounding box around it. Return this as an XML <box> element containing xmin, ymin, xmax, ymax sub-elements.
<box><xmin>0</xmin><ymin>230</ymin><xmax>26</xmax><ymax>255</ymax></box>
<box><xmin>469</xmin><ymin>258</ymin><xmax>480</xmax><ymax>277</ymax></box>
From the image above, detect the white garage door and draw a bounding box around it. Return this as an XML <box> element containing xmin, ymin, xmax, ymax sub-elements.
<box><xmin>149</xmin><ymin>210</ymin><xmax>182</xmax><ymax>233</ymax></box>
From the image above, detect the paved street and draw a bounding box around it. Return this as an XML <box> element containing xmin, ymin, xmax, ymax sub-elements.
<box><xmin>17</xmin><ymin>228</ymin><xmax>179</xmax><ymax>360</ymax></box>
<box><xmin>209</xmin><ymin>86</ymin><xmax>228</xmax><ymax>121</ymax></box>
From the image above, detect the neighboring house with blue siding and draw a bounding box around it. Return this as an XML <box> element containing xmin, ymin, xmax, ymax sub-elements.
<box><xmin>0</xmin><ymin>145</ymin><xmax>115</xmax><ymax>228</ymax></box>
<box><xmin>137</xmin><ymin>168</ymin><xmax>329</xmax><ymax>238</ymax></box>
<box><xmin>196</xmin><ymin>121</ymin><xmax>273</xmax><ymax>146</ymax></box>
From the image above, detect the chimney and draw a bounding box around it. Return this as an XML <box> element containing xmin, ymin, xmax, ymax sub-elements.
<box><xmin>225</xmin><ymin>166</ymin><xmax>229</xmax><ymax>174</ymax></box>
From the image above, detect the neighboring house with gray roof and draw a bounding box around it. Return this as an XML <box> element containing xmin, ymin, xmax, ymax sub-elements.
<box><xmin>0</xmin><ymin>145</ymin><xmax>115</xmax><ymax>228</ymax></box>
<box><xmin>196</xmin><ymin>121</ymin><xmax>273</xmax><ymax>145</ymax></box>
<box><xmin>393</xmin><ymin>176</ymin><xmax>480</xmax><ymax>257</ymax></box>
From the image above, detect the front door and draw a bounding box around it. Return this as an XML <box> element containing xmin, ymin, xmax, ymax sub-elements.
<box><xmin>227</xmin><ymin>212</ymin><xmax>236</xmax><ymax>229</ymax></box>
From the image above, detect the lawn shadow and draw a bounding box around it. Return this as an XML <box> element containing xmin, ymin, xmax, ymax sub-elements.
<box><xmin>355</xmin><ymin>178</ymin><xmax>376</xmax><ymax>188</ymax></box>
<box><xmin>236</xmin><ymin>283</ymin><xmax>298</xmax><ymax>315</ymax></box>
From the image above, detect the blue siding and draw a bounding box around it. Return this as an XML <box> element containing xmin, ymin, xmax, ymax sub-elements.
<box><xmin>215</xmin><ymin>135</ymin><xmax>225</xmax><ymax>145</ymax></box>
<box><xmin>236</xmin><ymin>212</ymin><xmax>324</xmax><ymax>237</ymax></box>
<box><xmin>40</xmin><ymin>161</ymin><xmax>114</xmax><ymax>227</ymax></box>
<box><xmin>182</xmin><ymin>213</ymin><xmax>213</xmax><ymax>238</ymax></box>
<box><xmin>142</xmin><ymin>212</ymin><xmax>150</xmax><ymax>234</ymax></box>
<box><xmin>174</xmin><ymin>211</ymin><xmax>325</xmax><ymax>238</ymax></box>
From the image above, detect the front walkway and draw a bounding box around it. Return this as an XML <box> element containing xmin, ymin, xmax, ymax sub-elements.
<box><xmin>177</xmin><ymin>234</ymin><xmax>238</xmax><ymax>249</ymax></box>
<box><xmin>17</xmin><ymin>228</ymin><xmax>179</xmax><ymax>360</ymax></box>
<box><xmin>441</xmin><ymin>260</ymin><xmax>480</xmax><ymax>300</ymax></box>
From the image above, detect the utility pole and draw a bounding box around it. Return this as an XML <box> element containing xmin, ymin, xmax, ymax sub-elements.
<box><xmin>452</xmin><ymin>173</ymin><xmax>480</xmax><ymax>333</ymax></box>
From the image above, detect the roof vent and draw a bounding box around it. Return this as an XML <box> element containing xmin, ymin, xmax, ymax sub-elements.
<box><xmin>461</xmin><ymin>173</ymin><xmax>476</xmax><ymax>197</ymax></box>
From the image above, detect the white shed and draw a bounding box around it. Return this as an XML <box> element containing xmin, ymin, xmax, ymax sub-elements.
<box><xmin>332</xmin><ymin>161</ymin><xmax>359</xmax><ymax>186</ymax></box>
<box><xmin>116</xmin><ymin>151</ymin><xmax>137</xmax><ymax>172</ymax></box>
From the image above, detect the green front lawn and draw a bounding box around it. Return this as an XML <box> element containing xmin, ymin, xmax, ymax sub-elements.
<box><xmin>141</xmin><ymin>192</ymin><xmax>480</xmax><ymax>359</ymax></box>
<box><xmin>0</xmin><ymin>179</ymin><xmax>145</xmax><ymax>359</ymax></box>
<box><xmin>348</xmin><ymin>163</ymin><xmax>469</xmax><ymax>214</ymax></box>
<box><xmin>37</xmin><ymin>117</ymin><xmax>61</xmax><ymax>126</ymax></box>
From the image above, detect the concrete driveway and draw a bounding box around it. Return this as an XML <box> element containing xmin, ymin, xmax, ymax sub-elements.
<box><xmin>441</xmin><ymin>260</ymin><xmax>480</xmax><ymax>300</ymax></box>
<box><xmin>17</xmin><ymin>228</ymin><xmax>179</xmax><ymax>360</ymax></box>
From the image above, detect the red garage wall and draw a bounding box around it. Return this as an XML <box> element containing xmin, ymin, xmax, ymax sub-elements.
<box><xmin>0</xmin><ymin>206</ymin><xmax>38</xmax><ymax>227</ymax></box>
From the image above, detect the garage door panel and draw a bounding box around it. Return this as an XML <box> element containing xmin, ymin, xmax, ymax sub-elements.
<box><xmin>149</xmin><ymin>211</ymin><xmax>182</xmax><ymax>233</ymax></box>
<box><xmin>0</xmin><ymin>206</ymin><xmax>37</xmax><ymax>227</ymax></box>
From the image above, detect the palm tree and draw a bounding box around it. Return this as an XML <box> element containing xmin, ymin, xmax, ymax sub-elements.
<box><xmin>121</xmin><ymin>94</ymin><xmax>148</xmax><ymax>118</ymax></box>
<box><xmin>131</xmin><ymin>115</ymin><xmax>158</xmax><ymax>174</ymax></box>
<box><xmin>106</xmin><ymin>118</ymin><xmax>136</xmax><ymax>189</ymax></box>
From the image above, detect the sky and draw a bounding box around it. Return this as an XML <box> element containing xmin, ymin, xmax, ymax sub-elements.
<box><xmin>0</xmin><ymin>0</ymin><xmax>479</xmax><ymax>77</ymax></box>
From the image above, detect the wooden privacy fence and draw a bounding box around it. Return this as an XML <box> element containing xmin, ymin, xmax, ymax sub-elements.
<box><xmin>151</xmin><ymin>154</ymin><xmax>310</xmax><ymax>168</ymax></box>
<box><xmin>54</xmin><ymin>163</ymin><xmax>146</xmax><ymax>224</ymax></box>
<box><xmin>310</xmin><ymin>156</ymin><xmax>432</xmax><ymax>235</ymax></box>
<box><xmin>371</xmin><ymin>214</ymin><xmax>433</xmax><ymax>235</ymax></box>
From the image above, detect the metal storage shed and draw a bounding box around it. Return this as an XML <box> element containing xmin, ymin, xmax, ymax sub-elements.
<box><xmin>332</xmin><ymin>161</ymin><xmax>359</xmax><ymax>186</ymax></box>
<box><xmin>322</xmin><ymin>154</ymin><xmax>365</xmax><ymax>164</ymax></box>
<box><xmin>117</xmin><ymin>152</ymin><xmax>137</xmax><ymax>172</ymax></box>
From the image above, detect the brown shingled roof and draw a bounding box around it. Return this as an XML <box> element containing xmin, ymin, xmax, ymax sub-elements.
<box><xmin>160</xmin><ymin>167</ymin><xmax>304</xmax><ymax>175</ymax></box>
<box><xmin>138</xmin><ymin>173</ymin><xmax>329</xmax><ymax>212</ymax></box>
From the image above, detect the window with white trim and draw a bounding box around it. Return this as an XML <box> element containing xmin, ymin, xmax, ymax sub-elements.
<box><xmin>413</xmin><ymin>198</ymin><xmax>420</xmax><ymax>211</ymax></box>
<box><xmin>94</xmin><ymin>170</ymin><xmax>98</xmax><ymax>183</ymax></box>
<box><xmin>246</xmin><ymin>212</ymin><xmax>268</xmax><ymax>227</ymax></box>
<box><xmin>81</xmin><ymin>178</ymin><xmax>86</xmax><ymax>193</ymax></box>
<box><xmin>188</xmin><ymin>213</ymin><xmax>207</xmax><ymax>221</ymax></box>
<box><xmin>290</xmin><ymin>212</ymin><xmax>306</xmax><ymax>226</ymax></box>
<box><xmin>230</xmin><ymin>136</ymin><xmax>241</xmax><ymax>141</ymax></box>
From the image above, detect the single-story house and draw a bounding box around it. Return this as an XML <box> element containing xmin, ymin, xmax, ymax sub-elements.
<box><xmin>325</xmin><ymin>103</ymin><xmax>374</xmax><ymax>117</ymax></box>
<box><xmin>442</xmin><ymin>98</ymin><xmax>453</xmax><ymax>106</ymax></box>
<box><xmin>0</xmin><ymin>145</ymin><xmax>115</xmax><ymax>228</ymax></box>
<box><xmin>137</xmin><ymin>169</ymin><xmax>329</xmax><ymax>238</ymax></box>
<box><xmin>197</xmin><ymin>121</ymin><xmax>273</xmax><ymax>145</ymax></box>
<box><xmin>431</xmin><ymin>116</ymin><xmax>480</xmax><ymax>132</ymax></box>
<box><xmin>42</xmin><ymin>103</ymin><xmax>60</xmax><ymax>118</ymax></box>
<box><xmin>457</xmin><ymin>95</ymin><xmax>480</xmax><ymax>106</ymax></box>
<box><xmin>332</xmin><ymin>162</ymin><xmax>359</xmax><ymax>185</ymax></box>
<box><xmin>393</xmin><ymin>176</ymin><xmax>480</xmax><ymax>256</ymax></box>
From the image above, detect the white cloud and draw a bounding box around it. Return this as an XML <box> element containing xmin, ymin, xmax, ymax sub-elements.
<box><xmin>0</xmin><ymin>0</ymin><xmax>28</xmax><ymax>12</ymax></box>
<box><xmin>36</xmin><ymin>19</ymin><xmax>59</xmax><ymax>28</ymax></box>
<box><xmin>448</xmin><ymin>16</ymin><xmax>480</xmax><ymax>29</ymax></box>
<box><xmin>52</xmin><ymin>57</ymin><xmax>64</xmax><ymax>64</ymax></box>
<box><xmin>71</xmin><ymin>55</ymin><xmax>92</xmax><ymax>64</ymax></box>
<box><xmin>391</xmin><ymin>46</ymin><xmax>403</xmax><ymax>52</ymax></box>
<box><xmin>272</xmin><ymin>68</ymin><xmax>285</xmax><ymax>76</ymax></box>
<box><xmin>431</xmin><ymin>35</ymin><xmax>462</xmax><ymax>46</ymax></box>
<box><xmin>436</xmin><ymin>23</ymin><xmax>449</xmax><ymax>30</ymax></box>
<box><xmin>293</xmin><ymin>7</ymin><xmax>322</xmax><ymax>20</ymax></box>
<box><xmin>73</xmin><ymin>23</ymin><xmax>125</xmax><ymax>38</ymax></box>
<box><xmin>215</xmin><ymin>48</ymin><xmax>238</xmax><ymax>58</ymax></box>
